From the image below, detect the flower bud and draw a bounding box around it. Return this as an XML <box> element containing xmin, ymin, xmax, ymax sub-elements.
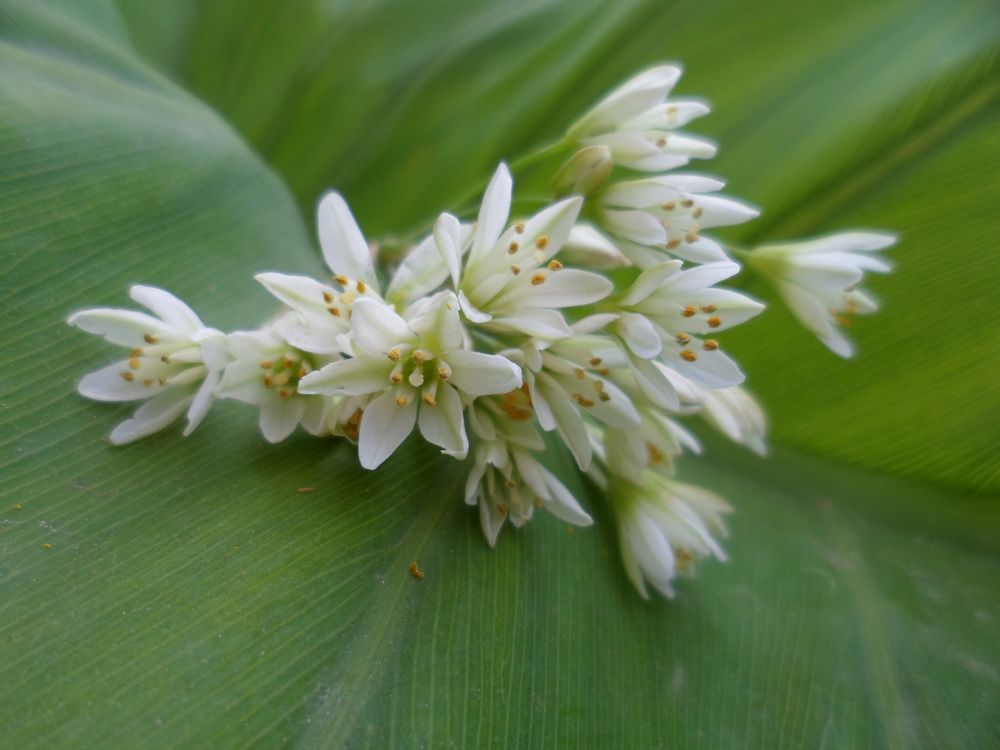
<box><xmin>552</xmin><ymin>145</ymin><xmax>613</xmax><ymax>196</ymax></box>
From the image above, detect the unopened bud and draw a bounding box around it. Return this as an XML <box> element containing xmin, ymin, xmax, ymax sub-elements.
<box><xmin>552</xmin><ymin>145</ymin><xmax>613</xmax><ymax>196</ymax></box>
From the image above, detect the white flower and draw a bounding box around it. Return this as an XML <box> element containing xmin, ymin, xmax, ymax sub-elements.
<box><xmin>465</xmin><ymin>397</ymin><xmax>593</xmax><ymax>545</ymax></box>
<box><xmin>598</xmin><ymin>175</ymin><xmax>758</xmax><ymax>266</ymax></box>
<box><xmin>442</xmin><ymin>163</ymin><xmax>613</xmax><ymax>340</ymax></box>
<box><xmin>566</xmin><ymin>65</ymin><xmax>716</xmax><ymax>171</ymax></box>
<box><xmin>298</xmin><ymin>291</ymin><xmax>522</xmax><ymax>469</ymax></box>
<box><xmin>67</xmin><ymin>285</ymin><xmax>226</xmax><ymax>444</ymax></box>
<box><xmin>561</xmin><ymin>224</ymin><xmax>630</xmax><ymax>269</ymax></box>
<box><xmin>746</xmin><ymin>232</ymin><xmax>895</xmax><ymax>357</ymax></box>
<box><xmin>216</xmin><ymin>315</ymin><xmax>331</xmax><ymax>443</ymax></box>
<box><xmin>601</xmin><ymin>409</ymin><xmax>701</xmax><ymax>479</ymax></box>
<box><xmin>614</xmin><ymin>260</ymin><xmax>764</xmax><ymax>391</ymax></box>
<box><xmin>614</xmin><ymin>473</ymin><xmax>731</xmax><ymax>599</ymax></box>
<box><xmin>256</xmin><ymin>192</ymin><xmax>382</xmax><ymax>356</ymax></box>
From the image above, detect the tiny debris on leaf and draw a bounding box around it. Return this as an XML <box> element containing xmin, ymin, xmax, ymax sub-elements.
<box><xmin>42</xmin><ymin>543</ymin><xmax>53</xmax><ymax>550</ymax></box>
<box><xmin>14</xmin><ymin>504</ymin><xmax>22</xmax><ymax>510</ymax></box>
<box><xmin>408</xmin><ymin>561</ymin><xmax>424</xmax><ymax>580</ymax></box>
<box><xmin>296</xmin><ymin>487</ymin><xmax>315</xmax><ymax>494</ymax></box>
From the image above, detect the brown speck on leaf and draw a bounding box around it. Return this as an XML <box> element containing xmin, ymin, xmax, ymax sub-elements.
<box><xmin>14</xmin><ymin>504</ymin><xmax>22</xmax><ymax>510</ymax></box>
<box><xmin>42</xmin><ymin>543</ymin><xmax>53</xmax><ymax>550</ymax></box>
<box><xmin>409</xmin><ymin>561</ymin><xmax>425</xmax><ymax>580</ymax></box>
<box><xmin>296</xmin><ymin>487</ymin><xmax>315</xmax><ymax>494</ymax></box>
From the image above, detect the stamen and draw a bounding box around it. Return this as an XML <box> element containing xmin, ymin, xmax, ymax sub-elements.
<box><xmin>656</xmin><ymin>137</ymin><xmax>667</xmax><ymax>147</ymax></box>
<box><xmin>333</xmin><ymin>275</ymin><xmax>348</xmax><ymax>285</ymax></box>
<box><xmin>648</xmin><ymin>442</ymin><xmax>664</xmax><ymax>465</ymax></box>
<box><xmin>327</xmin><ymin>307</ymin><xmax>341</xmax><ymax>316</ymax></box>
<box><xmin>548</xmin><ymin>260</ymin><xmax>563</xmax><ymax>271</ymax></box>
<box><xmin>390</xmin><ymin>369</ymin><xmax>403</xmax><ymax>385</ymax></box>
<box><xmin>130</xmin><ymin>348</ymin><xmax>143</xmax><ymax>358</ymax></box>
<box><xmin>703</xmin><ymin>339</ymin><xmax>719</xmax><ymax>351</ymax></box>
<box><xmin>666</xmin><ymin>239</ymin><xmax>681</xmax><ymax>249</ymax></box>
<box><xmin>356</xmin><ymin>280</ymin><xmax>366</xmax><ymax>293</ymax></box>
<box><xmin>278</xmin><ymin>388</ymin><xmax>290</xmax><ymax>399</ymax></box>
<box><xmin>510</xmin><ymin>264</ymin><xmax>521</xmax><ymax>275</ymax></box>
<box><xmin>128</xmin><ymin>357</ymin><xmax>140</xmax><ymax>370</ymax></box>
<box><xmin>143</xmin><ymin>334</ymin><xmax>159</xmax><ymax>345</ymax></box>
<box><xmin>395</xmin><ymin>395</ymin><xmax>410</xmax><ymax>407</ymax></box>
<box><xmin>143</xmin><ymin>379</ymin><xmax>154</xmax><ymax>387</ymax></box>
<box><xmin>680</xmin><ymin>349</ymin><xmax>697</xmax><ymax>362</ymax></box>
<box><xmin>161</xmin><ymin>355</ymin><xmax>170</xmax><ymax>363</ymax></box>
<box><xmin>322</xmin><ymin>291</ymin><xmax>334</xmax><ymax>304</ymax></box>
<box><xmin>598</xmin><ymin>391</ymin><xmax>611</xmax><ymax>402</ymax></box>
<box><xmin>675</xmin><ymin>332</ymin><xmax>691</xmax><ymax>345</ymax></box>
<box><xmin>692</xmin><ymin>207</ymin><xmax>703</xmax><ymax>218</ymax></box>
<box><xmin>707</xmin><ymin>316</ymin><xmax>722</xmax><ymax>328</ymax></box>
<box><xmin>685</xmin><ymin>232</ymin><xmax>698</xmax><ymax>244</ymax></box>
<box><xmin>574</xmin><ymin>367</ymin><xmax>585</xmax><ymax>380</ymax></box>
<box><xmin>263</xmin><ymin>375</ymin><xmax>274</xmax><ymax>387</ymax></box>
<box><xmin>682</xmin><ymin>305</ymin><xmax>696</xmax><ymax>317</ymax></box>
<box><xmin>411</xmin><ymin>350</ymin><xmax>426</xmax><ymax>365</ymax></box>
<box><xmin>436</xmin><ymin>363</ymin><xmax>452</xmax><ymax>380</ymax></box>
<box><xmin>531</xmin><ymin>273</ymin><xmax>546</xmax><ymax>286</ymax></box>
<box><xmin>536</xmin><ymin>235</ymin><xmax>549</xmax><ymax>249</ymax></box>
<box><xmin>662</xmin><ymin>202</ymin><xmax>676</xmax><ymax>211</ymax></box>
<box><xmin>273</xmin><ymin>372</ymin><xmax>290</xmax><ymax>386</ymax></box>
<box><xmin>680</xmin><ymin>198</ymin><xmax>694</xmax><ymax>208</ymax></box>
<box><xmin>701</xmin><ymin>304</ymin><xmax>717</xmax><ymax>313</ymax></box>
<box><xmin>508</xmin><ymin>241</ymin><xmax>519</xmax><ymax>254</ymax></box>
<box><xmin>120</xmin><ymin>372</ymin><xmax>134</xmax><ymax>382</ymax></box>
<box><xmin>387</xmin><ymin>348</ymin><xmax>402</xmax><ymax>361</ymax></box>
<box><xmin>260</xmin><ymin>360</ymin><xmax>273</xmax><ymax>369</ymax></box>
<box><xmin>514</xmin><ymin>222</ymin><xmax>525</xmax><ymax>234</ymax></box>
<box><xmin>589</xmin><ymin>357</ymin><xmax>602</xmax><ymax>366</ymax></box>
<box><xmin>534</xmin><ymin>497</ymin><xmax>543</xmax><ymax>508</ymax></box>
<box><xmin>340</xmin><ymin>291</ymin><xmax>356</xmax><ymax>304</ymax></box>
<box><xmin>422</xmin><ymin>391</ymin><xmax>436</xmax><ymax>406</ymax></box>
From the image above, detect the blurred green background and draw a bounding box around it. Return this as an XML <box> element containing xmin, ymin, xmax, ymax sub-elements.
<box><xmin>1</xmin><ymin>0</ymin><xmax>998</xmax><ymax>746</ymax></box>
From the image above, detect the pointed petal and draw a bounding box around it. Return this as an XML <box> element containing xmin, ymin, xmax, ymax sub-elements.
<box><xmin>109</xmin><ymin>388</ymin><xmax>193</xmax><ymax>445</ymax></box>
<box><xmin>492</xmin><ymin>309</ymin><xmax>573</xmax><ymax>339</ymax></box>
<box><xmin>182</xmin><ymin>368</ymin><xmax>219</xmax><ymax>435</ymax></box>
<box><xmin>317</xmin><ymin>191</ymin><xmax>377</xmax><ymax>289</ymax></box>
<box><xmin>495</xmin><ymin>269</ymin><xmax>613</xmax><ymax>310</ymax></box>
<box><xmin>433</xmin><ymin>212</ymin><xmax>463</xmax><ymax>288</ymax></box>
<box><xmin>445</xmin><ymin>350</ymin><xmax>522</xmax><ymax>397</ymax></box>
<box><xmin>350</xmin><ymin>298</ymin><xmax>414</xmax><ymax>355</ymax></box>
<box><xmin>78</xmin><ymin>360</ymin><xmax>163</xmax><ymax>402</ymax></box>
<box><xmin>129</xmin><ymin>285</ymin><xmax>204</xmax><ymax>332</ymax></box>
<box><xmin>258</xmin><ymin>395</ymin><xmax>306</xmax><ymax>443</ymax></box>
<box><xmin>418</xmin><ymin>382</ymin><xmax>468</xmax><ymax>458</ymax></box>
<box><xmin>616</xmin><ymin>312</ymin><xmax>662</xmax><ymax>358</ymax></box>
<box><xmin>67</xmin><ymin>308</ymin><xmax>176</xmax><ymax>348</ymax></box>
<box><xmin>298</xmin><ymin>356</ymin><xmax>392</xmax><ymax>396</ymax></box>
<box><xmin>358</xmin><ymin>390</ymin><xmax>418</xmax><ymax>469</ymax></box>
<box><xmin>621</xmin><ymin>261</ymin><xmax>682</xmax><ymax>305</ymax></box>
<box><xmin>469</xmin><ymin>163</ymin><xmax>512</xmax><ymax>265</ymax></box>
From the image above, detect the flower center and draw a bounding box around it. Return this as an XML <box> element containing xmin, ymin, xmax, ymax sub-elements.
<box><xmin>386</xmin><ymin>348</ymin><xmax>451</xmax><ymax>407</ymax></box>
<box><xmin>260</xmin><ymin>351</ymin><xmax>315</xmax><ymax>399</ymax></box>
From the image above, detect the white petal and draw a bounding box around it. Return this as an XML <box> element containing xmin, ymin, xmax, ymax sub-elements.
<box><xmin>386</xmin><ymin>234</ymin><xmax>449</xmax><ymax>306</ymax></box>
<box><xmin>795</xmin><ymin>232</ymin><xmax>896</xmax><ymax>255</ymax></box>
<box><xmin>417</xmin><ymin>382</ymin><xmax>468</xmax><ymax>458</ymax></box>
<box><xmin>457</xmin><ymin>289</ymin><xmax>493</xmax><ymax>323</ymax></box>
<box><xmin>603</xmin><ymin>209</ymin><xmax>666</xmax><ymax>246</ymax></box>
<box><xmin>433</xmin><ymin>212</ymin><xmax>463</xmax><ymax>289</ymax></box>
<box><xmin>350</xmin><ymin>298</ymin><xmax>414</xmax><ymax>354</ymax></box>
<box><xmin>537</xmin><ymin>374</ymin><xmax>591</xmax><ymax>470</ymax></box>
<box><xmin>445</xmin><ymin>350</ymin><xmax>522</xmax><ymax>397</ymax></box>
<box><xmin>259</xmin><ymin>395</ymin><xmax>306</xmax><ymax>443</ymax></box>
<box><xmin>479</xmin><ymin>493</ymin><xmax>506</xmax><ymax>547</ymax></box>
<box><xmin>569</xmin><ymin>65</ymin><xmax>681</xmax><ymax>137</ymax></box>
<box><xmin>561</xmin><ymin>224</ymin><xmax>630</xmax><ymax>269</ymax></box>
<box><xmin>317</xmin><ymin>191</ymin><xmax>377</xmax><ymax>289</ymax></box>
<box><xmin>298</xmin><ymin>356</ymin><xmax>392</xmax><ymax>396</ymax></box>
<box><xmin>495</xmin><ymin>269</ymin><xmax>613</xmax><ymax>309</ymax></box>
<box><xmin>217</xmin><ymin>360</ymin><xmax>269</xmax><ymax>405</ymax></box>
<box><xmin>183</xmin><ymin>368</ymin><xmax>219</xmax><ymax>435</ymax></box>
<box><xmin>129</xmin><ymin>285</ymin><xmax>204</xmax><ymax>332</ymax></box>
<box><xmin>628</xmin><ymin>354</ymin><xmax>680</xmax><ymax>410</ymax></box>
<box><xmin>67</xmin><ymin>309</ymin><xmax>175</xmax><ymax>347</ymax></box>
<box><xmin>491</xmin><ymin>309</ymin><xmax>573</xmax><ymax>339</ymax></box>
<box><xmin>616</xmin><ymin>312</ymin><xmax>662</xmax><ymax>358</ymax></box>
<box><xmin>469</xmin><ymin>163</ymin><xmax>512</xmax><ymax>266</ymax></box>
<box><xmin>256</xmin><ymin>272</ymin><xmax>336</xmax><ymax>314</ymax></box>
<box><xmin>620</xmin><ymin>99</ymin><xmax>711</xmax><ymax>131</ymax></box>
<box><xmin>621</xmin><ymin>261</ymin><xmax>682</xmax><ymax>305</ymax></box>
<box><xmin>109</xmin><ymin>388</ymin><xmax>193</xmax><ymax>445</ymax></box>
<box><xmin>79</xmin><ymin>360</ymin><xmax>162</xmax><ymax>402</ymax></box>
<box><xmin>358</xmin><ymin>390</ymin><xmax>418</xmax><ymax>469</ymax></box>
<box><xmin>665</xmin><ymin>345</ymin><xmax>746</xmax><ymax>388</ymax></box>
<box><xmin>538</xmin><ymin>465</ymin><xmax>593</xmax><ymax>526</ymax></box>
<box><xmin>571</xmin><ymin>313</ymin><xmax>619</xmax><ymax>335</ymax></box>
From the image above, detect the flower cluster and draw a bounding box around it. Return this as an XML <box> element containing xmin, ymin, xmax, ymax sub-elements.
<box><xmin>68</xmin><ymin>66</ymin><xmax>894</xmax><ymax>599</ymax></box>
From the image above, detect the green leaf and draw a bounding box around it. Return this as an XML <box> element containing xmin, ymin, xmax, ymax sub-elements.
<box><xmin>2</xmin><ymin>0</ymin><xmax>998</xmax><ymax>747</ymax></box>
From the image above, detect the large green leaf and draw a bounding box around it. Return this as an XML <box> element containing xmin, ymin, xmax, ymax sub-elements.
<box><xmin>2</xmin><ymin>0</ymin><xmax>998</xmax><ymax>747</ymax></box>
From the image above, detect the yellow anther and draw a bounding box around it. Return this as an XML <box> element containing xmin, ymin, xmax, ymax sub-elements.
<box><xmin>356</xmin><ymin>280</ymin><xmax>367</xmax><ymax>293</ymax></box>
<box><xmin>260</xmin><ymin>360</ymin><xmax>273</xmax><ymax>369</ymax></box>
<box><xmin>390</xmin><ymin>371</ymin><xmax>403</xmax><ymax>384</ymax></box>
<box><xmin>534</xmin><ymin>496</ymin><xmax>543</xmax><ymax>508</ymax></box>
<box><xmin>572</xmin><ymin>393</ymin><xmax>594</xmax><ymax>408</ymax></box>
<box><xmin>680</xmin><ymin>349</ymin><xmax>697</xmax><ymax>362</ymax></box>
<box><xmin>436</xmin><ymin>366</ymin><xmax>450</xmax><ymax>380</ymax></box>
<box><xmin>531</xmin><ymin>273</ymin><xmax>546</xmax><ymax>285</ymax></box>
<box><xmin>158</xmin><ymin>377</ymin><xmax>167</xmax><ymax>386</ymax></box>
<box><xmin>395</xmin><ymin>395</ymin><xmax>409</xmax><ymax>407</ymax></box>
<box><xmin>508</xmin><ymin>241</ymin><xmax>519</xmax><ymax>254</ymax></box>
<box><xmin>129</xmin><ymin>348</ymin><xmax>143</xmax><ymax>358</ymax></box>
<box><xmin>120</xmin><ymin>372</ymin><xmax>134</xmax><ymax>382</ymax></box>
<box><xmin>707</xmin><ymin>316</ymin><xmax>722</xmax><ymax>328</ymax></box>
<box><xmin>327</xmin><ymin>306</ymin><xmax>341</xmax><ymax>316</ymax></box>
<box><xmin>656</xmin><ymin>137</ymin><xmax>667</xmax><ymax>147</ymax></box>
<box><xmin>692</xmin><ymin>207</ymin><xmax>703</xmax><ymax>218</ymax></box>
<box><xmin>536</xmin><ymin>235</ymin><xmax>549</xmax><ymax>249</ymax></box>
<box><xmin>143</xmin><ymin>334</ymin><xmax>159</xmax><ymax>345</ymax></box>
<box><xmin>589</xmin><ymin>357</ymin><xmax>602</xmax><ymax>366</ymax></box>
<box><xmin>574</xmin><ymin>367</ymin><xmax>585</xmax><ymax>380</ymax></box>
<box><xmin>334</xmin><ymin>275</ymin><xmax>348</xmax><ymax>285</ymax></box>
<box><xmin>263</xmin><ymin>375</ymin><xmax>274</xmax><ymax>388</ymax></box>
<box><xmin>497</xmin><ymin>503</ymin><xmax>508</xmax><ymax>515</ymax></box>
<box><xmin>412</xmin><ymin>350</ymin><xmax>426</xmax><ymax>365</ymax></box>
<box><xmin>703</xmin><ymin>339</ymin><xmax>719</xmax><ymax>351</ymax></box>
<box><xmin>680</xmin><ymin>198</ymin><xmax>694</xmax><ymax>208</ymax></box>
<box><xmin>422</xmin><ymin>392</ymin><xmax>436</xmax><ymax>406</ymax></box>
<box><xmin>514</xmin><ymin>222</ymin><xmax>525</xmax><ymax>234</ymax></box>
<box><xmin>682</xmin><ymin>305</ymin><xmax>696</xmax><ymax>318</ymax></box>
<box><xmin>597</xmin><ymin>368</ymin><xmax>610</xmax><ymax>376</ymax></box>
<box><xmin>548</xmin><ymin>260</ymin><xmax>563</xmax><ymax>271</ymax></box>
<box><xmin>676</xmin><ymin>332</ymin><xmax>690</xmax><ymax>345</ymax></box>
<box><xmin>278</xmin><ymin>388</ymin><xmax>290</xmax><ymax>399</ymax></box>
<box><xmin>387</xmin><ymin>348</ymin><xmax>402</xmax><ymax>361</ymax></box>
<box><xmin>593</xmin><ymin>379</ymin><xmax>605</xmax><ymax>391</ymax></box>
<box><xmin>701</xmin><ymin>304</ymin><xmax>717</xmax><ymax>313</ymax></box>
<box><xmin>128</xmin><ymin>357</ymin><xmax>140</xmax><ymax>370</ymax></box>
<box><xmin>662</xmin><ymin>202</ymin><xmax>676</xmax><ymax>211</ymax></box>
<box><xmin>648</xmin><ymin>442</ymin><xmax>665</xmax><ymax>465</ymax></box>
<box><xmin>666</xmin><ymin>105</ymin><xmax>678</xmax><ymax>115</ymax></box>
<box><xmin>685</xmin><ymin>232</ymin><xmax>698</xmax><ymax>244</ymax></box>
<box><xmin>143</xmin><ymin>379</ymin><xmax>153</xmax><ymax>387</ymax></box>
<box><xmin>160</xmin><ymin>355</ymin><xmax>170</xmax><ymax>363</ymax></box>
<box><xmin>598</xmin><ymin>391</ymin><xmax>611</xmax><ymax>402</ymax></box>
<box><xmin>666</xmin><ymin>239</ymin><xmax>681</xmax><ymax>249</ymax></box>
<box><xmin>322</xmin><ymin>291</ymin><xmax>334</xmax><ymax>304</ymax></box>
<box><xmin>510</xmin><ymin>264</ymin><xmax>521</xmax><ymax>275</ymax></box>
